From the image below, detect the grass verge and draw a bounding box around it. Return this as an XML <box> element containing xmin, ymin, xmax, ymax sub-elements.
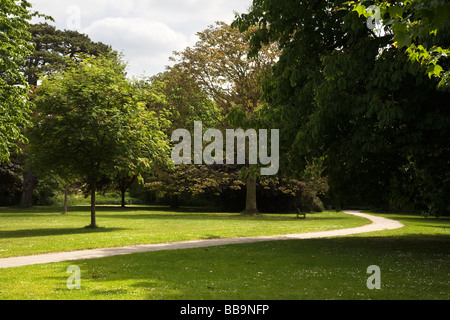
<box><xmin>0</xmin><ymin>210</ymin><xmax>448</xmax><ymax>300</ymax></box>
<box><xmin>0</xmin><ymin>206</ymin><xmax>367</xmax><ymax>258</ymax></box>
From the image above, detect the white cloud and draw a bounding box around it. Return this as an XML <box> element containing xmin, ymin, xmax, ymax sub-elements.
<box><xmin>29</xmin><ymin>0</ymin><xmax>252</xmax><ymax>77</ymax></box>
<box><xmin>84</xmin><ymin>17</ymin><xmax>188</xmax><ymax>76</ymax></box>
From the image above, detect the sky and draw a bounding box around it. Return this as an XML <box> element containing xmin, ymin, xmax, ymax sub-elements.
<box><xmin>29</xmin><ymin>0</ymin><xmax>253</xmax><ymax>78</ymax></box>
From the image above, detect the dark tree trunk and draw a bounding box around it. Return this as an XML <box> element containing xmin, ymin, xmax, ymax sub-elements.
<box><xmin>63</xmin><ymin>186</ymin><xmax>69</xmax><ymax>215</ymax></box>
<box><xmin>89</xmin><ymin>180</ymin><xmax>97</xmax><ymax>228</ymax></box>
<box><xmin>121</xmin><ymin>189</ymin><xmax>126</xmax><ymax>208</ymax></box>
<box><xmin>170</xmin><ymin>194</ymin><xmax>179</xmax><ymax>209</ymax></box>
<box><xmin>20</xmin><ymin>169</ymin><xmax>37</xmax><ymax>207</ymax></box>
<box><xmin>244</xmin><ymin>173</ymin><xmax>259</xmax><ymax>215</ymax></box>
<box><xmin>117</xmin><ymin>175</ymin><xmax>136</xmax><ymax>208</ymax></box>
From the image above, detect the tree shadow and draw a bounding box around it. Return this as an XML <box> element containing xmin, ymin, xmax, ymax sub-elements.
<box><xmin>0</xmin><ymin>227</ymin><xmax>126</xmax><ymax>239</ymax></box>
<box><xmin>53</xmin><ymin>232</ymin><xmax>450</xmax><ymax>300</ymax></box>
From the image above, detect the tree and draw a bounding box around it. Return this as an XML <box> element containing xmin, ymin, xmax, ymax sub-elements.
<box><xmin>142</xmin><ymin>68</ymin><xmax>222</xmax><ymax>208</ymax></box>
<box><xmin>172</xmin><ymin>21</ymin><xmax>278</xmax><ymax>116</ymax></box>
<box><xmin>235</xmin><ymin>1</ymin><xmax>450</xmax><ymax>214</ymax></box>
<box><xmin>150</xmin><ymin>67</ymin><xmax>220</xmax><ymax>131</ymax></box>
<box><xmin>25</xmin><ymin>23</ymin><xmax>115</xmax><ymax>86</ymax></box>
<box><xmin>114</xmin><ymin>173</ymin><xmax>136</xmax><ymax>208</ymax></box>
<box><xmin>29</xmin><ymin>54</ymin><xmax>170</xmax><ymax>227</ymax></box>
<box><xmin>19</xmin><ymin>23</ymin><xmax>116</xmax><ymax>208</ymax></box>
<box><xmin>350</xmin><ymin>0</ymin><xmax>450</xmax><ymax>88</ymax></box>
<box><xmin>0</xmin><ymin>0</ymin><xmax>33</xmax><ymax>163</ymax></box>
<box><xmin>170</xmin><ymin>21</ymin><xmax>279</xmax><ymax>214</ymax></box>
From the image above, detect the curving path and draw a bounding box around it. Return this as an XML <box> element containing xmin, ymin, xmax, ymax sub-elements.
<box><xmin>0</xmin><ymin>210</ymin><xmax>403</xmax><ymax>269</ymax></box>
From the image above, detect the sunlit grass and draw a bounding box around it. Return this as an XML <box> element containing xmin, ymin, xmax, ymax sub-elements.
<box><xmin>0</xmin><ymin>206</ymin><xmax>367</xmax><ymax>258</ymax></box>
<box><xmin>0</xmin><ymin>209</ymin><xmax>448</xmax><ymax>300</ymax></box>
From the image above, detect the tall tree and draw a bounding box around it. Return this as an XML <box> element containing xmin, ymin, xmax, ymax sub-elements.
<box><xmin>235</xmin><ymin>1</ymin><xmax>450</xmax><ymax>214</ymax></box>
<box><xmin>29</xmin><ymin>54</ymin><xmax>170</xmax><ymax>227</ymax></box>
<box><xmin>170</xmin><ymin>21</ymin><xmax>279</xmax><ymax>214</ymax></box>
<box><xmin>143</xmin><ymin>68</ymin><xmax>221</xmax><ymax>208</ymax></box>
<box><xmin>0</xmin><ymin>0</ymin><xmax>33</xmax><ymax>163</ymax></box>
<box><xmin>150</xmin><ymin>67</ymin><xmax>220</xmax><ymax>131</ymax></box>
<box><xmin>25</xmin><ymin>23</ymin><xmax>115</xmax><ymax>86</ymax></box>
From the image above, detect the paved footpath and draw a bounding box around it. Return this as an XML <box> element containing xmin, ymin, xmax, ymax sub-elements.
<box><xmin>0</xmin><ymin>211</ymin><xmax>403</xmax><ymax>269</ymax></box>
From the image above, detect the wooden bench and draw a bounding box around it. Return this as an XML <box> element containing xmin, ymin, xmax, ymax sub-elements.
<box><xmin>296</xmin><ymin>208</ymin><xmax>306</xmax><ymax>219</ymax></box>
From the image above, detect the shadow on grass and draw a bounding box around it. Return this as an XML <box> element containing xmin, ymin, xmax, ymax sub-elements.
<box><xmin>0</xmin><ymin>227</ymin><xmax>126</xmax><ymax>239</ymax></box>
<box><xmin>0</xmin><ymin>205</ymin><xmax>224</xmax><ymax>215</ymax></box>
<box><xmin>65</xmin><ymin>233</ymin><xmax>450</xmax><ymax>300</ymax></box>
<box><xmin>0</xmin><ymin>205</ymin><xmax>363</xmax><ymax>225</ymax></box>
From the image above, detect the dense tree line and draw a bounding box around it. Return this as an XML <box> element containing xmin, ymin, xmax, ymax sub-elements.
<box><xmin>2</xmin><ymin>0</ymin><xmax>448</xmax><ymax>224</ymax></box>
<box><xmin>234</xmin><ymin>0</ymin><xmax>450</xmax><ymax>215</ymax></box>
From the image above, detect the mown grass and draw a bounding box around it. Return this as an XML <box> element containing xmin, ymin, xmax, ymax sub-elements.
<box><xmin>0</xmin><ymin>206</ymin><xmax>367</xmax><ymax>258</ymax></box>
<box><xmin>0</xmin><ymin>208</ymin><xmax>448</xmax><ymax>300</ymax></box>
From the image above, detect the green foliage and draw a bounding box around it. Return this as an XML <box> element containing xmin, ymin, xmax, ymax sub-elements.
<box><xmin>0</xmin><ymin>159</ymin><xmax>22</xmax><ymax>205</ymax></box>
<box><xmin>0</xmin><ymin>0</ymin><xmax>33</xmax><ymax>162</ymax></box>
<box><xmin>171</xmin><ymin>21</ymin><xmax>279</xmax><ymax>117</ymax></box>
<box><xmin>149</xmin><ymin>68</ymin><xmax>220</xmax><ymax>131</ymax></box>
<box><xmin>349</xmin><ymin>0</ymin><xmax>450</xmax><ymax>88</ymax></box>
<box><xmin>235</xmin><ymin>1</ymin><xmax>450</xmax><ymax>215</ymax></box>
<box><xmin>28</xmin><ymin>54</ymin><xmax>171</xmax><ymax>223</ymax></box>
<box><xmin>30</xmin><ymin>54</ymin><xmax>170</xmax><ymax>181</ymax></box>
<box><xmin>25</xmin><ymin>23</ymin><xmax>115</xmax><ymax>86</ymax></box>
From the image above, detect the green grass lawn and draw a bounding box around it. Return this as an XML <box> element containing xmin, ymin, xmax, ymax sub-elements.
<box><xmin>0</xmin><ymin>206</ymin><xmax>367</xmax><ymax>258</ymax></box>
<box><xmin>0</xmin><ymin>207</ymin><xmax>448</xmax><ymax>300</ymax></box>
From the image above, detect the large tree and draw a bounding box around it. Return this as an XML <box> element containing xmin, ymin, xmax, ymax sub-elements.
<box><xmin>142</xmin><ymin>68</ymin><xmax>222</xmax><ymax>208</ymax></box>
<box><xmin>0</xmin><ymin>0</ymin><xmax>33</xmax><ymax>163</ymax></box>
<box><xmin>351</xmin><ymin>0</ymin><xmax>450</xmax><ymax>87</ymax></box>
<box><xmin>234</xmin><ymin>1</ymin><xmax>450</xmax><ymax>214</ymax></box>
<box><xmin>170</xmin><ymin>21</ymin><xmax>279</xmax><ymax>214</ymax></box>
<box><xmin>29</xmin><ymin>54</ymin><xmax>170</xmax><ymax>227</ymax></box>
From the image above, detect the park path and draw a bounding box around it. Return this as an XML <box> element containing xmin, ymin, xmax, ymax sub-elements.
<box><xmin>0</xmin><ymin>210</ymin><xmax>403</xmax><ymax>269</ymax></box>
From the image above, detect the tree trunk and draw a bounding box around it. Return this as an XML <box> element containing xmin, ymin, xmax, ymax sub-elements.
<box><xmin>63</xmin><ymin>186</ymin><xmax>69</xmax><ymax>215</ymax></box>
<box><xmin>170</xmin><ymin>194</ymin><xmax>179</xmax><ymax>209</ymax></box>
<box><xmin>244</xmin><ymin>173</ymin><xmax>259</xmax><ymax>215</ymax></box>
<box><xmin>121</xmin><ymin>189</ymin><xmax>126</xmax><ymax>208</ymax></box>
<box><xmin>89</xmin><ymin>180</ymin><xmax>97</xmax><ymax>228</ymax></box>
<box><xmin>117</xmin><ymin>175</ymin><xmax>135</xmax><ymax>208</ymax></box>
<box><xmin>20</xmin><ymin>169</ymin><xmax>37</xmax><ymax>207</ymax></box>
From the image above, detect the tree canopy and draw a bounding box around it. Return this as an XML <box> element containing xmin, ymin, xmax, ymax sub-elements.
<box><xmin>0</xmin><ymin>0</ymin><xmax>33</xmax><ymax>163</ymax></box>
<box><xmin>25</xmin><ymin>22</ymin><xmax>115</xmax><ymax>86</ymax></box>
<box><xmin>29</xmin><ymin>54</ymin><xmax>170</xmax><ymax>227</ymax></box>
<box><xmin>234</xmin><ymin>0</ymin><xmax>450</xmax><ymax>214</ymax></box>
<box><xmin>351</xmin><ymin>0</ymin><xmax>450</xmax><ymax>87</ymax></box>
<box><xmin>169</xmin><ymin>22</ymin><xmax>281</xmax><ymax>214</ymax></box>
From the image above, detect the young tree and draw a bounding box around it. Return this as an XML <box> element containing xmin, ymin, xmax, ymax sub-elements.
<box><xmin>19</xmin><ymin>23</ymin><xmax>116</xmax><ymax>208</ymax></box>
<box><xmin>29</xmin><ymin>54</ymin><xmax>170</xmax><ymax>227</ymax></box>
<box><xmin>0</xmin><ymin>0</ymin><xmax>33</xmax><ymax>163</ymax></box>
